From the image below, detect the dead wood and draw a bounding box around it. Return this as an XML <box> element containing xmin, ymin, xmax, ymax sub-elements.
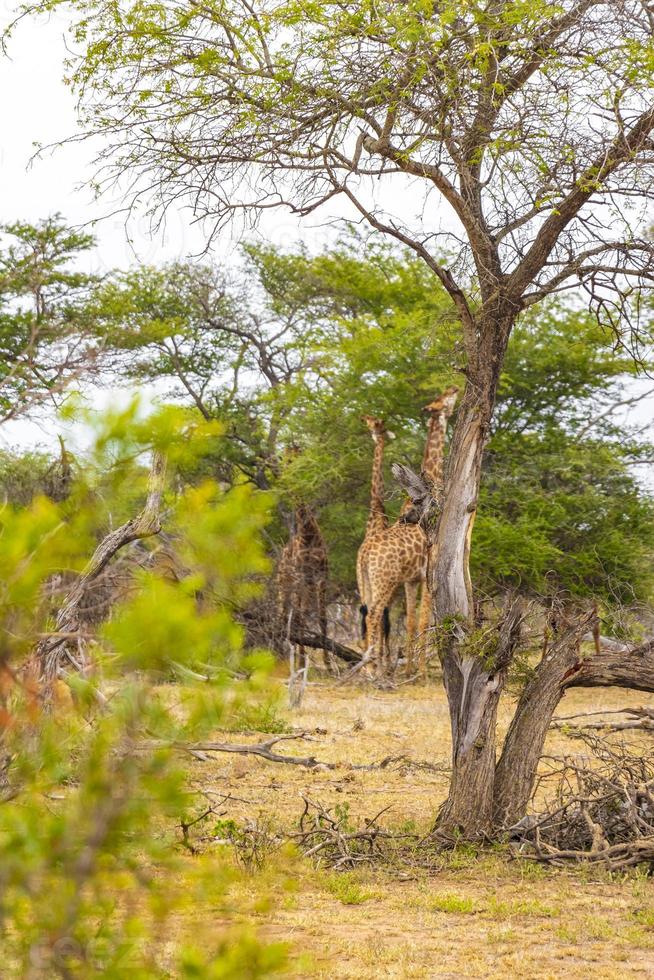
<box><xmin>142</xmin><ymin>732</ymin><xmax>338</xmax><ymax>769</ymax></box>
<box><xmin>512</xmin><ymin>733</ymin><xmax>654</xmax><ymax>870</ymax></box>
<box><xmin>563</xmin><ymin>638</ymin><xmax>654</xmax><ymax>694</ymax></box>
<box><xmin>581</xmin><ymin>632</ymin><xmax>629</xmax><ymax>654</ymax></box>
<box><xmin>32</xmin><ymin>451</ymin><xmax>167</xmax><ymax>682</ymax></box>
<box><xmin>290</xmin><ymin>796</ymin><xmax>417</xmax><ymax>870</ymax></box>
<box><xmin>552</xmin><ymin>706</ymin><xmax>654</xmax><ymax>733</ymax></box>
<box><xmin>352</xmin><ymin>754</ymin><xmax>450</xmax><ymax>774</ymax></box>
<box><xmin>288</xmin><ymin>630</ymin><xmax>362</xmax><ymax>664</ymax></box>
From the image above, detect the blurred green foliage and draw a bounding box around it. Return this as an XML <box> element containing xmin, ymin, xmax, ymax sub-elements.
<box><xmin>0</xmin><ymin>407</ymin><xmax>285</xmax><ymax>977</ymax></box>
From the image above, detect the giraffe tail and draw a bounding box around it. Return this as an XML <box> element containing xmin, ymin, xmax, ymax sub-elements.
<box><xmin>359</xmin><ymin>604</ymin><xmax>368</xmax><ymax>640</ymax></box>
<box><xmin>383</xmin><ymin>607</ymin><xmax>390</xmax><ymax>641</ymax></box>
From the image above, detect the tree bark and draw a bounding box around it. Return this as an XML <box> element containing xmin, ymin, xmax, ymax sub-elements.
<box><xmin>563</xmin><ymin>639</ymin><xmax>654</xmax><ymax>694</ymax></box>
<box><xmin>493</xmin><ymin>612</ymin><xmax>594</xmax><ymax>828</ymax></box>
<box><xmin>493</xmin><ymin>627</ymin><xmax>654</xmax><ymax>829</ymax></box>
<box><xmin>433</xmin><ymin>314</ymin><xmax>514</xmax><ymax>835</ymax></box>
<box><xmin>436</xmin><ymin>594</ymin><xmax>524</xmax><ymax>835</ymax></box>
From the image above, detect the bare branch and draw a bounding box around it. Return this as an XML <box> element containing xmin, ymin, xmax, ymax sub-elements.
<box><xmin>32</xmin><ymin>451</ymin><xmax>167</xmax><ymax>682</ymax></box>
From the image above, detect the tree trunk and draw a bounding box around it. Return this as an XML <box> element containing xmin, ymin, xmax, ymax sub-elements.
<box><xmin>493</xmin><ymin>626</ymin><xmax>654</xmax><ymax>829</ymax></box>
<box><xmin>493</xmin><ymin>611</ymin><xmax>594</xmax><ymax>828</ymax></box>
<box><xmin>437</xmin><ymin>657</ymin><xmax>505</xmax><ymax>835</ymax></box>
<box><xmin>430</xmin><ymin>299</ymin><xmax>654</xmax><ymax>838</ymax></box>
<box><xmin>436</xmin><ymin>595</ymin><xmax>524</xmax><ymax>835</ymax></box>
<box><xmin>432</xmin><ymin>313</ymin><xmax>514</xmax><ymax>835</ymax></box>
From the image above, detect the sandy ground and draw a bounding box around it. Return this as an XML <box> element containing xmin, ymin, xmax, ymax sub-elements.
<box><xmin>172</xmin><ymin>673</ymin><xmax>654</xmax><ymax>979</ymax></box>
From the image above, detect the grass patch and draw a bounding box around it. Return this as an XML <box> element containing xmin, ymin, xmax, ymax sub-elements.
<box><xmin>323</xmin><ymin>872</ymin><xmax>377</xmax><ymax>906</ymax></box>
<box><xmin>487</xmin><ymin>897</ymin><xmax>560</xmax><ymax>920</ymax></box>
<box><xmin>426</xmin><ymin>892</ymin><xmax>478</xmax><ymax>914</ymax></box>
<box><xmin>631</xmin><ymin>907</ymin><xmax>654</xmax><ymax>929</ymax></box>
<box><xmin>558</xmin><ymin>915</ymin><xmax>616</xmax><ymax>943</ymax></box>
<box><xmin>223</xmin><ymin>700</ymin><xmax>290</xmax><ymax>734</ymax></box>
<box><xmin>582</xmin><ymin>915</ymin><xmax>616</xmax><ymax>941</ymax></box>
<box><xmin>486</xmin><ymin>926</ymin><xmax>519</xmax><ymax>945</ymax></box>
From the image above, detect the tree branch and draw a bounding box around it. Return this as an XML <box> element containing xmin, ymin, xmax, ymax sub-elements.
<box><xmin>507</xmin><ymin>104</ymin><xmax>654</xmax><ymax>299</ymax></box>
<box><xmin>32</xmin><ymin>451</ymin><xmax>167</xmax><ymax>681</ymax></box>
<box><xmin>563</xmin><ymin>638</ymin><xmax>654</xmax><ymax>694</ymax></box>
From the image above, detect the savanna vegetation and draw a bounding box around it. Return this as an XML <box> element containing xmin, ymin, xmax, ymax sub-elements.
<box><xmin>2</xmin><ymin>1</ymin><xmax>654</xmax><ymax>976</ymax></box>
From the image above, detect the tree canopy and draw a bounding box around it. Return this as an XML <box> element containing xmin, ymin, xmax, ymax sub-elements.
<box><xmin>0</xmin><ymin>215</ymin><xmax>99</xmax><ymax>423</ymax></box>
<box><xmin>79</xmin><ymin>236</ymin><xmax>654</xmax><ymax>606</ymax></box>
<box><xmin>21</xmin><ymin>0</ymin><xmax>654</xmax><ymax>337</ymax></box>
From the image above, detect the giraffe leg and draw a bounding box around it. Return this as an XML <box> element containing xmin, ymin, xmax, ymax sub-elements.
<box><xmin>365</xmin><ymin>603</ymin><xmax>383</xmax><ymax>678</ymax></box>
<box><xmin>382</xmin><ymin>607</ymin><xmax>393</xmax><ymax>671</ymax></box>
<box><xmin>318</xmin><ymin>583</ymin><xmax>336</xmax><ymax>674</ymax></box>
<box><xmin>357</xmin><ymin>558</ymin><xmax>372</xmax><ymax>652</ymax></box>
<box><xmin>367</xmin><ymin>585</ymin><xmax>397</xmax><ymax>679</ymax></box>
<box><xmin>416</xmin><ymin>583</ymin><xmax>432</xmax><ymax>678</ymax></box>
<box><xmin>356</xmin><ymin>548</ymin><xmax>371</xmax><ymax>651</ymax></box>
<box><xmin>404</xmin><ymin>581</ymin><xmax>418</xmax><ymax>674</ymax></box>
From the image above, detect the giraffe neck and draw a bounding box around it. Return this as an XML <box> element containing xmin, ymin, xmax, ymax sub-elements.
<box><xmin>367</xmin><ymin>433</ymin><xmax>387</xmax><ymax>533</ymax></box>
<box><xmin>422</xmin><ymin>411</ymin><xmax>448</xmax><ymax>487</ymax></box>
<box><xmin>295</xmin><ymin>506</ymin><xmax>324</xmax><ymax>548</ymax></box>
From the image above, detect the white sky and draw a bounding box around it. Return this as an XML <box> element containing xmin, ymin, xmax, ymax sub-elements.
<box><xmin>0</xmin><ymin>13</ymin><xmax>653</xmax><ymax>464</ymax></box>
<box><xmin>0</xmin><ymin>13</ymin><xmax>327</xmax><ymax>450</ymax></box>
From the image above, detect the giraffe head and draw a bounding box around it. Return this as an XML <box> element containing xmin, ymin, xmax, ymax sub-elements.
<box><xmin>392</xmin><ymin>463</ymin><xmax>439</xmax><ymax>529</ymax></box>
<box><xmin>423</xmin><ymin>385</ymin><xmax>460</xmax><ymax>417</ymax></box>
<box><xmin>362</xmin><ymin>415</ymin><xmax>395</xmax><ymax>443</ymax></box>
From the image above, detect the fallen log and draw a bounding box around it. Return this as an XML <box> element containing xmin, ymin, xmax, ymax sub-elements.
<box><xmin>288</xmin><ymin>630</ymin><xmax>362</xmax><ymax>664</ymax></box>
<box><xmin>141</xmin><ymin>732</ymin><xmax>337</xmax><ymax>769</ymax></box>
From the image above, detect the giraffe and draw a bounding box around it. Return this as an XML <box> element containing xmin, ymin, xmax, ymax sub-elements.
<box><xmin>276</xmin><ymin>502</ymin><xmax>332</xmax><ymax>704</ymax></box>
<box><xmin>361</xmin><ymin>386</ymin><xmax>459</xmax><ymax>677</ymax></box>
<box><xmin>356</xmin><ymin>415</ymin><xmax>393</xmax><ymax>648</ymax></box>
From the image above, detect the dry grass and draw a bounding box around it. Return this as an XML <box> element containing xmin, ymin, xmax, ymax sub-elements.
<box><xmin>171</xmin><ymin>669</ymin><xmax>654</xmax><ymax>978</ymax></box>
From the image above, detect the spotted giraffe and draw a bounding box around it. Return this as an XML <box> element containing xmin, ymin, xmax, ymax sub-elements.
<box><xmin>362</xmin><ymin>387</ymin><xmax>459</xmax><ymax>677</ymax></box>
<box><xmin>277</xmin><ymin>503</ymin><xmax>333</xmax><ymax>700</ymax></box>
<box><xmin>356</xmin><ymin>415</ymin><xmax>393</xmax><ymax>648</ymax></box>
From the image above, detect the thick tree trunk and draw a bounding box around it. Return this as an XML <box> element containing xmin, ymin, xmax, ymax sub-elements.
<box><xmin>432</xmin><ymin>314</ymin><xmax>514</xmax><ymax>835</ymax></box>
<box><xmin>493</xmin><ymin>612</ymin><xmax>594</xmax><ymax>828</ymax></box>
<box><xmin>437</xmin><ymin>658</ymin><xmax>505</xmax><ymax>835</ymax></box>
<box><xmin>436</xmin><ymin>597</ymin><xmax>524</xmax><ymax>835</ymax></box>
<box><xmin>493</xmin><ymin>628</ymin><xmax>654</xmax><ymax>829</ymax></box>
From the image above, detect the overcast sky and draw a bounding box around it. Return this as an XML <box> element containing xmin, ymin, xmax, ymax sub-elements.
<box><xmin>1</xmin><ymin>12</ymin><xmax>653</xmax><ymax>463</ymax></box>
<box><xmin>0</xmin><ymin>12</ymin><xmax>327</xmax><ymax>449</ymax></box>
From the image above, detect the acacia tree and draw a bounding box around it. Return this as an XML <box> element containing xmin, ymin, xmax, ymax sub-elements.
<box><xmin>20</xmin><ymin>0</ymin><xmax>654</xmax><ymax>834</ymax></box>
<box><xmin>0</xmin><ymin>216</ymin><xmax>99</xmax><ymax>423</ymax></box>
<box><xmin>93</xmin><ymin>238</ymin><xmax>457</xmax><ymax>505</ymax></box>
